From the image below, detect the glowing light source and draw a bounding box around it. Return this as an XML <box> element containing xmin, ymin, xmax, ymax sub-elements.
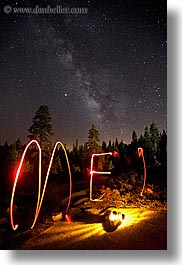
<box><xmin>65</xmin><ymin>214</ymin><xmax>71</xmax><ymax>222</ymax></box>
<box><xmin>10</xmin><ymin>140</ymin><xmax>72</xmax><ymax>231</ymax></box>
<box><xmin>112</xmin><ymin>151</ymin><xmax>120</xmax><ymax>158</ymax></box>
<box><xmin>10</xmin><ymin>140</ymin><xmax>42</xmax><ymax>231</ymax></box>
<box><xmin>108</xmin><ymin>211</ymin><xmax>124</xmax><ymax>222</ymax></box>
<box><xmin>138</xmin><ymin>147</ymin><xmax>143</xmax><ymax>158</ymax></box>
<box><xmin>138</xmin><ymin>147</ymin><xmax>146</xmax><ymax>196</ymax></box>
<box><xmin>146</xmin><ymin>187</ymin><xmax>153</xmax><ymax>194</ymax></box>
<box><xmin>118</xmin><ymin>208</ymin><xmax>152</xmax><ymax>229</ymax></box>
<box><xmin>90</xmin><ymin>152</ymin><xmax>112</xmax><ymax>201</ymax></box>
<box><xmin>103</xmin><ymin>209</ymin><xmax>125</xmax><ymax>232</ymax></box>
<box><xmin>20</xmin><ymin>208</ymin><xmax>154</xmax><ymax>249</ymax></box>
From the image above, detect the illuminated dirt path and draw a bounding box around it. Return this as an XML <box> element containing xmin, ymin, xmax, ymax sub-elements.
<box><xmin>16</xmin><ymin>208</ymin><xmax>166</xmax><ymax>250</ymax></box>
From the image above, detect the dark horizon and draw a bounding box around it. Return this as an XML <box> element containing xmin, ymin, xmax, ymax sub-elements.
<box><xmin>0</xmin><ymin>117</ymin><xmax>166</xmax><ymax>151</ymax></box>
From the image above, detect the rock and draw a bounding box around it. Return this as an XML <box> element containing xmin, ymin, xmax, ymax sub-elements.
<box><xmin>52</xmin><ymin>212</ymin><xmax>63</xmax><ymax>221</ymax></box>
<box><xmin>69</xmin><ymin>207</ymin><xmax>82</xmax><ymax>217</ymax></box>
<box><xmin>73</xmin><ymin>198</ymin><xmax>89</xmax><ymax>206</ymax></box>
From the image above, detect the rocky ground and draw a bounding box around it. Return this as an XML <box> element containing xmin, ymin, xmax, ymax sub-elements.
<box><xmin>0</xmin><ymin>175</ymin><xmax>167</xmax><ymax>250</ymax></box>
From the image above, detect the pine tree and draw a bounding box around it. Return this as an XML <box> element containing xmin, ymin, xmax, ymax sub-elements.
<box><xmin>149</xmin><ymin>121</ymin><xmax>159</xmax><ymax>155</ymax></box>
<box><xmin>87</xmin><ymin>124</ymin><xmax>103</xmax><ymax>170</ymax></box>
<box><xmin>159</xmin><ymin>130</ymin><xmax>167</xmax><ymax>164</ymax></box>
<box><xmin>144</xmin><ymin>126</ymin><xmax>151</xmax><ymax>148</ymax></box>
<box><xmin>87</xmin><ymin>123</ymin><xmax>100</xmax><ymax>153</ymax></box>
<box><xmin>28</xmin><ymin>105</ymin><xmax>54</xmax><ymax>152</ymax></box>
<box><xmin>130</xmin><ymin>130</ymin><xmax>138</xmax><ymax>159</ymax></box>
<box><xmin>131</xmin><ymin>131</ymin><xmax>137</xmax><ymax>143</ymax></box>
<box><xmin>144</xmin><ymin>126</ymin><xmax>152</xmax><ymax>163</ymax></box>
<box><xmin>51</xmin><ymin>153</ymin><xmax>63</xmax><ymax>175</ymax></box>
<box><xmin>78</xmin><ymin>143</ymin><xmax>90</xmax><ymax>174</ymax></box>
<box><xmin>102</xmin><ymin>140</ymin><xmax>107</xmax><ymax>152</ymax></box>
<box><xmin>115</xmin><ymin>138</ymin><xmax>119</xmax><ymax>147</ymax></box>
<box><xmin>14</xmin><ymin>138</ymin><xmax>22</xmax><ymax>150</ymax></box>
<box><xmin>108</xmin><ymin>140</ymin><xmax>112</xmax><ymax>151</ymax></box>
<box><xmin>9</xmin><ymin>139</ymin><xmax>23</xmax><ymax>162</ymax></box>
<box><xmin>138</xmin><ymin>134</ymin><xmax>145</xmax><ymax>149</ymax></box>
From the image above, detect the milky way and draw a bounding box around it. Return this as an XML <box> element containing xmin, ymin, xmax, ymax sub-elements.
<box><xmin>0</xmin><ymin>0</ymin><xmax>167</xmax><ymax>147</ymax></box>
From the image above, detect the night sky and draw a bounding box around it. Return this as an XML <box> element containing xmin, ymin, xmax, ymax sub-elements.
<box><xmin>0</xmin><ymin>0</ymin><xmax>167</xmax><ymax>148</ymax></box>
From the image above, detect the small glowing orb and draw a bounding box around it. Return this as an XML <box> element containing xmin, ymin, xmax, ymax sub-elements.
<box><xmin>103</xmin><ymin>210</ymin><xmax>125</xmax><ymax>232</ymax></box>
<box><xmin>109</xmin><ymin>211</ymin><xmax>124</xmax><ymax>222</ymax></box>
<box><xmin>112</xmin><ymin>151</ymin><xmax>120</xmax><ymax>158</ymax></box>
<box><xmin>65</xmin><ymin>214</ymin><xmax>71</xmax><ymax>222</ymax></box>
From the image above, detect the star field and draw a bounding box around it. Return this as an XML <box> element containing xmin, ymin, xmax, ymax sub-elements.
<box><xmin>0</xmin><ymin>0</ymin><xmax>167</xmax><ymax>147</ymax></box>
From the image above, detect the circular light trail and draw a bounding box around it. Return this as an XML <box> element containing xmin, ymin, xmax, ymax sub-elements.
<box><xmin>10</xmin><ymin>140</ymin><xmax>72</xmax><ymax>230</ymax></box>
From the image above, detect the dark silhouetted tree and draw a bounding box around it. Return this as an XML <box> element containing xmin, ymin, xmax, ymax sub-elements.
<box><xmin>149</xmin><ymin>122</ymin><xmax>159</xmax><ymax>148</ymax></box>
<box><xmin>138</xmin><ymin>134</ymin><xmax>145</xmax><ymax>149</ymax></box>
<box><xmin>131</xmin><ymin>130</ymin><xmax>137</xmax><ymax>144</ymax></box>
<box><xmin>114</xmin><ymin>138</ymin><xmax>119</xmax><ymax>153</ymax></box>
<box><xmin>149</xmin><ymin>121</ymin><xmax>160</xmax><ymax>160</ymax></box>
<box><xmin>144</xmin><ymin>126</ymin><xmax>152</xmax><ymax>163</ymax></box>
<box><xmin>28</xmin><ymin>105</ymin><xmax>54</xmax><ymax>152</ymax></box>
<box><xmin>87</xmin><ymin>124</ymin><xmax>104</xmax><ymax>170</ymax></box>
<box><xmin>78</xmin><ymin>143</ymin><xmax>89</xmax><ymax>174</ymax></box>
<box><xmin>159</xmin><ymin>130</ymin><xmax>167</xmax><ymax>164</ymax></box>
<box><xmin>87</xmin><ymin>123</ymin><xmax>100</xmax><ymax>154</ymax></box>
<box><xmin>102</xmin><ymin>140</ymin><xmax>107</xmax><ymax>152</ymax></box>
<box><xmin>108</xmin><ymin>140</ymin><xmax>112</xmax><ymax>151</ymax></box>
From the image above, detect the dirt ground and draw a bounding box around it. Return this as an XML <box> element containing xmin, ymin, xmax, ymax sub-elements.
<box><xmin>0</xmin><ymin>177</ymin><xmax>167</xmax><ymax>250</ymax></box>
<box><xmin>7</xmin><ymin>208</ymin><xmax>167</xmax><ymax>250</ymax></box>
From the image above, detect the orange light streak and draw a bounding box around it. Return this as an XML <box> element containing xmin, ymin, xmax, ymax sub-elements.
<box><xmin>90</xmin><ymin>152</ymin><xmax>112</xmax><ymax>202</ymax></box>
<box><xmin>138</xmin><ymin>147</ymin><xmax>147</xmax><ymax>196</ymax></box>
<box><xmin>31</xmin><ymin>141</ymin><xmax>72</xmax><ymax>229</ymax></box>
<box><xmin>10</xmin><ymin>140</ymin><xmax>42</xmax><ymax>231</ymax></box>
<box><xmin>146</xmin><ymin>187</ymin><xmax>153</xmax><ymax>194</ymax></box>
<box><xmin>10</xmin><ymin>140</ymin><xmax>72</xmax><ymax>230</ymax></box>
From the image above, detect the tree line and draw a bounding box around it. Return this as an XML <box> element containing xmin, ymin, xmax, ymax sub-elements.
<box><xmin>0</xmin><ymin>105</ymin><xmax>167</xmax><ymax>193</ymax></box>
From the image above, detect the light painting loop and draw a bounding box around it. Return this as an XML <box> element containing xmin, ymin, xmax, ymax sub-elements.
<box><xmin>138</xmin><ymin>147</ymin><xmax>147</xmax><ymax>196</ymax></box>
<box><xmin>10</xmin><ymin>140</ymin><xmax>72</xmax><ymax>230</ymax></box>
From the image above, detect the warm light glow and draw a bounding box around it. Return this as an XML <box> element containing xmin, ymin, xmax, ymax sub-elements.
<box><xmin>146</xmin><ymin>187</ymin><xmax>153</xmax><ymax>194</ymax></box>
<box><xmin>10</xmin><ymin>140</ymin><xmax>42</xmax><ymax>231</ymax></box>
<box><xmin>31</xmin><ymin>141</ymin><xmax>72</xmax><ymax>229</ymax></box>
<box><xmin>10</xmin><ymin>140</ymin><xmax>72</xmax><ymax>231</ymax></box>
<box><xmin>109</xmin><ymin>211</ymin><xmax>123</xmax><ymax>222</ymax></box>
<box><xmin>65</xmin><ymin>214</ymin><xmax>71</xmax><ymax>222</ymax></box>
<box><xmin>138</xmin><ymin>147</ymin><xmax>146</xmax><ymax>196</ymax></box>
<box><xmin>23</xmin><ymin>222</ymin><xmax>106</xmax><ymax>249</ymax></box>
<box><xmin>138</xmin><ymin>147</ymin><xmax>143</xmax><ymax>158</ymax></box>
<box><xmin>109</xmin><ymin>208</ymin><xmax>153</xmax><ymax>229</ymax></box>
<box><xmin>90</xmin><ymin>152</ymin><xmax>112</xmax><ymax>201</ymax></box>
<box><xmin>112</xmin><ymin>151</ymin><xmax>120</xmax><ymax>158</ymax></box>
<box><xmin>21</xmin><ymin>209</ymin><xmax>154</xmax><ymax>249</ymax></box>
